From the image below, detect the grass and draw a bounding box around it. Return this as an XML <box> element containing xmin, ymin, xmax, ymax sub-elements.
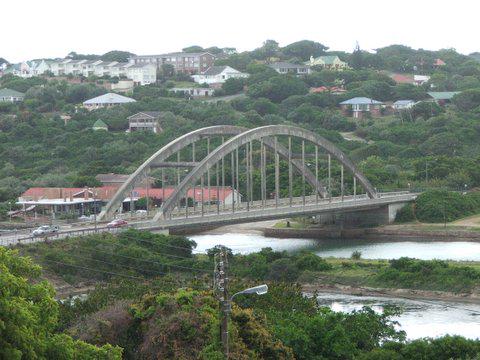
<box><xmin>310</xmin><ymin>258</ymin><xmax>480</xmax><ymax>294</ymax></box>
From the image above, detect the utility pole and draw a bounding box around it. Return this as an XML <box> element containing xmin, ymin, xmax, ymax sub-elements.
<box><xmin>214</xmin><ymin>246</ymin><xmax>229</xmax><ymax>359</ymax></box>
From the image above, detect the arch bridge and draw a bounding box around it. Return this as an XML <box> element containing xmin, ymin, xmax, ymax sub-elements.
<box><xmin>98</xmin><ymin>125</ymin><xmax>415</xmax><ymax>229</ymax></box>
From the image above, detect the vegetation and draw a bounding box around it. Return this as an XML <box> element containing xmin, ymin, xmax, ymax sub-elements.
<box><xmin>0</xmin><ymin>246</ymin><xmax>122</xmax><ymax>359</ymax></box>
<box><xmin>395</xmin><ymin>190</ymin><xmax>480</xmax><ymax>223</ymax></box>
<box><xmin>4</xmin><ymin>230</ymin><xmax>480</xmax><ymax>359</ymax></box>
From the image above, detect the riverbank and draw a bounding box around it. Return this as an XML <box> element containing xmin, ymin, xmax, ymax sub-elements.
<box><xmin>302</xmin><ymin>282</ymin><xmax>480</xmax><ymax>305</ymax></box>
<box><xmin>264</xmin><ymin>226</ymin><xmax>480</xmax><ymax>242</ymax></box>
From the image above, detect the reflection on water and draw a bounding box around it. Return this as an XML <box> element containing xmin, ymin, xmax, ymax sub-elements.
<box><xmin>189</xmin><ymin>233</ymin><xmax>480</xmax><ymax>261</ymax></box>
<box><xmin>189</xmin><ymin>233</ymin><xmax>318</xmax><ymax>254</ymax></box>
<box><xmin>188</xmin><ymin>232</ymin><xmax>480</xmax><ymax>339</ymax></box>
<box><xmin>316</xmin><ymin>293</ymin><xmax>480</xmax><ymax>340</ymax></box>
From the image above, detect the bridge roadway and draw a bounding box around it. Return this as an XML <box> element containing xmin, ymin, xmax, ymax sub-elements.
<box><xmin>1</xmin><ymin>192</ymin><xmax>415</xmax><ymax>247</ymax></box>
<box><xmin>142</xmin><ymin>191</ymin><xmax>416</xmax><ymax>231</ymax></box>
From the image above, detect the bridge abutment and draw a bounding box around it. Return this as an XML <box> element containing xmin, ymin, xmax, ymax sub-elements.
<box><xmin>314</xmin><ymin>202</ymin><xmax>409</xmax><ymax>228</ymax></box>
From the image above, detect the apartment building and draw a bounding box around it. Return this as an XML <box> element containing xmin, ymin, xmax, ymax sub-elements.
<box><xmin>130</xmin><ymin>52</ymin><xmax>215</xmax><ymax>74</ymax></box>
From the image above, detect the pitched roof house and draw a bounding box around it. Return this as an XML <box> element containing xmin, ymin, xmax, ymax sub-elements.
<box><xmin>0</xmin><ymin>88</ymin><xmax>25</xmax><ymax>102</ymax></box>
<box><xmin>83</xmin><ymin>93</ymin><xmax>136</xmax><ymax>110</ymax></box>
<box><xmin>92</xmin><ymin>119</ymin><xmax>108</xmax><ymax>131</ymax></box>
<box><xmin>339</xmin><ymin>97</ymin><xmax>384</xmax><ymax>118</ymax></box>
<box><xmin>127</xmin><ymin>111</ymin><xmax>164</xmax><ymax>133</ymax></box>
<box><xmin>192</xmin><ymin>66</ymin><xmax>249</xmax><ymax>86</ymax></box>
<box><xmin>269</xmin><ymin>62</ymin><xmax>311</xmax><ymax>75</ymax></box>
<box><xmin>308</xmin><ymin>55</ymin><xmax>348</xmax><ymax>70</ymax></box>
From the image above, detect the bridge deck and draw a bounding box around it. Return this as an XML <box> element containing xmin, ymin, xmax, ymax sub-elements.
<box><xmin>142</xmin><ymin>192</ymin><xmax>416</xmax><ymax>230</ymax></box>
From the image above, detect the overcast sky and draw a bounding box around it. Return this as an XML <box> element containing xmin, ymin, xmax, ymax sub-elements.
<box><xmin>2</xmin><ymin>0</ymin><xmax>478</xmax><ymax>62</ymax></box>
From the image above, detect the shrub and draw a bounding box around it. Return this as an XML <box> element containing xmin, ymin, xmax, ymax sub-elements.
<box><xmin>415</xmin><ymin>190</ymin><xmax>480</xmax><ymax>223</ymax></box>
<box><xmin>395</xmin><ymin>203</ymin><xmax>416</xmax><ymax>223</ymax></box>
<box><xmin>351</xmin><ymin>251</ymin><xmax>362</xmax><ymax>260</ymax></box>
<box><xmin>295</xmin><ymin>253</ymin><xmax>332</xmax><ymax>271</ymax></box>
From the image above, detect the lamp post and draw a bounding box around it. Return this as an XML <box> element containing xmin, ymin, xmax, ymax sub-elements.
<box><xmin>221</xmin><ymin>284</ymin><xmax>268</xmax><ymax>358</ymax></box>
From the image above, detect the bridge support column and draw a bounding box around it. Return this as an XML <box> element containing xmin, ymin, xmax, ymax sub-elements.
<box><xmin>314</xmin><ymin>202</ymin><xmax>410</xmax><ymax>228</ymax></box>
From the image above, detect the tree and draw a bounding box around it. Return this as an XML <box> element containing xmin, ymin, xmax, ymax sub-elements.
<box><xmin>282</xmin><ymin>40</ymin><xmax>328</xmax><ymax>61</ymax></box>
<box><xmin>0</xmin><ymin>247</ymin><xmax>122</xmax><ymax>358</ymax></box>
<box><xmin>182</xmin><ymin>45</ymin><xmax>204</xmax><ymax>53</ymax></box>
<box><xmin>247</xmin><ymin>75</ymin><xmax>308</xmax><ymax>102</ymax></box>
<box><xmin>453</xmin><ymin>89</ymin><xmax>480</xmax><ymax>111</ymax></box>
<box><xmin>222</xmin><ymin>77</ymin><xmax>245</xmax><ymax>95</ymax></box>
<box><xmin>101</xmin><ymin>50</ymin><xmax>136</xmax><ymax>62</ymax></box>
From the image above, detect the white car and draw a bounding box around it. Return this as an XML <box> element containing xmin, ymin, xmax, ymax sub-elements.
<box><xmin>32</xmin><ymin>225</ymin><xmax>59</xmax><ymax>237</ymax></box>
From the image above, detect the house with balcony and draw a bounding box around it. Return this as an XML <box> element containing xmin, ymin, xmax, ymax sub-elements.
<box><xmin>127</xmin><ymin>111</ymin><xmax>163</xmax><ymax>133</ymax></box>
<box><xmin>130</xmin><ymin>52</ymin><xmax>216</xmax><ymax>74</ymax></box>
<box><xmin>339</xmin><ymin>97</ymin><xmax>383</xmax><ymax>118</ymax></box>
<box><xmin>269</xmin><ymin>62</ymin><xmax>311</xmax><ymax>75</ymax></box>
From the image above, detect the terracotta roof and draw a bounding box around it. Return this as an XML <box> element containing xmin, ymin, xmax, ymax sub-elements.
<box><xmin>390</xmin><ymin>73</ymin><xmax>414</xmax><ymax>84</ymax></box>
<box><xmin>20</xmin><ymin>186</ymin><xmax>234</xmax><ymax>202</ymax></box>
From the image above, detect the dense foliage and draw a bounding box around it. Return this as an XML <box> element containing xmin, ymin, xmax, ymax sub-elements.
<box><xmin>0</xmin><ymin>247</ymin><xmax>122</xmax><ymax>359</ymax></box>
<box><xmin>5</xmin><ymin>231</ymin><xmax>480</xmax><ymax>359</ymax></box>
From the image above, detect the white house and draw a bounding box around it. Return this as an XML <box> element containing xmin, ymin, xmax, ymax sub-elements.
<box><xmin>269</xmin><ymin>62</ymin><xmax>311</xmax><ymax>75</ymax></box>
<box><xmin>393</xmin><ymin>100</ymin><xmax>415</xmax><ymax>110</ymax></box>
<box><xmin>192</xmin><ymin>66</ymin><xmax>248</xmax><ymax>85</ymax></box>
<box><xmin>83</xmin><ymin>93</ymin><xmax>136</xmax><ymax>110</ymax></box>
<box><xmin>125</xmin><ymin>63</ymin><xmax>157</xmax><ymax>85</ymax></box>
<box><xmin>0</xmin><ymin>88</ymin><xmax>25</xmax><ymax>102</ymax></box>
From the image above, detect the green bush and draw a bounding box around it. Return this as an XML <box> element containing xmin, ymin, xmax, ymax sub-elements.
<box><xmin>415</xmin><ymin>190</ymin><xmax>480</xmax><ymax>223</ymax></box>
<box><xmin>395</xmin><ymin>204</ymin><xmax>416</xmax><ymax>223</ymax></box>
<box><xmin>295</xmin><ymin>253</ymin><xmax>332</xmax><ymax>271</ymax></box>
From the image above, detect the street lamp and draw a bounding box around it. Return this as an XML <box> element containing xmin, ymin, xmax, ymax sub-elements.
<box><xmin>222</xmin><ymin>284</ymin><xmax>268</xmax><ymax>358</ymax></box>
<box><xmin>231</xmin><ymin>284</ymin><xmax>268</xmax><ymax>300</ymax></box>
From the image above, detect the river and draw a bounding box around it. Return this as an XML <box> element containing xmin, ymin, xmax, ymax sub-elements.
<box><xmin>188</xmin><ymin>232</ymin><xmax>480</xmax><ymax>340</ymax></box>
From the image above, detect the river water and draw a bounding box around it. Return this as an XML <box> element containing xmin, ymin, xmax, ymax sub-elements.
<box><xmin>188</xmin><ymin>232</ymin><xmax>480</xmax><ymax>340</ymax></box>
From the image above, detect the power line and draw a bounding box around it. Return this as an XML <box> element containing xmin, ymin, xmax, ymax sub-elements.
<box><xmin>55</xmin><ymin>253</ymin><xmax>171</xmax><ymax>277</ymax></box>
<box><xmin>42</xmin><ymin>259</ymin><xmax>148</xmax><ymax>281</ymax></box>
<box><xmin>84</xmin><ymin>238</ymin><xmax>203</xmax><ymax>261</ymax></box>
<box><xmin>74</xmin><ymin>246</ymin><xmax>212</xmax><ymax>273</ymax></box>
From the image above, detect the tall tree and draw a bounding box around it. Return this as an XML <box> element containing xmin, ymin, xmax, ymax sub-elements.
<box><xmin>282</xmin><ymin>40</ymin><xmax>329</xmax><ymax>61</ymax></box>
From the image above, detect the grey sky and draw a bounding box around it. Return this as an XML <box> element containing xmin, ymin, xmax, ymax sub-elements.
<box><xmin>2</xmin><ymin>0</ymin><xmax>478</xmax><ymax>62</ymax></box>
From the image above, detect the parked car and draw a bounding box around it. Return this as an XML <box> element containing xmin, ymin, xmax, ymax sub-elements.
<box><xmin>135</xmin><ymin>210</ymin><xmax>147</xmax><ymax>215</ymax></box>
<box><xmin>32</xmin><ymin>225</ymin><xmax>59</xmax><ymax>237</ymax></box>
<box><xmin>106</xmin><ymin>219</ymin><xmax>128</xmax><ymax>228</ymax></box>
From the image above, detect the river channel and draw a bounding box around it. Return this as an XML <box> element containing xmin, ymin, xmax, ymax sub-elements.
<box><xmin>188</xmin><ymin>232</ymin><xmax>480</xmax><ymax>340</ymax></box>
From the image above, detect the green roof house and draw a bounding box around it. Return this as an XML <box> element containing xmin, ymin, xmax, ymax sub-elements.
<box><xmin>427</xmin><ymin>91</ymin><xmax>460</xmax><ymax>105</ymax></box>
<box><xmin>0</xmin><ymin>88</ymin><xmax>25</xmax><ymax>102</ymax></box>
<box><xmin>92</xmin><ymin>119</ymin><xmax>108</xmax><ymax>131</ymax></box>
<box><xmin>308</xmin><ymin>55</ymin><xmax>349</xmax><ymax>70</ymax></box>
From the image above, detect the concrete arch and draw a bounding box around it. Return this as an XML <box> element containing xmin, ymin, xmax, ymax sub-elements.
<box><xmin>98</xmin><ymin>125</ymin><xmax>245</xmax><ymax>220</ymax></box>
<box><xmin>99</xmin><ymin>125</ymin><xmax>327</xmax><ymax>220</ymax></box>
<box><xmin>160</xmin><ymin>125</ymin><xmax>378</xmax><ymax>217</ymax></box>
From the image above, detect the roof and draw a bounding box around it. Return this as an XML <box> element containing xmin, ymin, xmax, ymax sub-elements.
<box><xmin>394</xmin><ymin>100</ymin><xmax>415</xmax><ymax>105</ymax></box>
<box><xmin>202</xmin><ymin>66</ymin><xmax>228</xmax><ymax>75</ymax></box>
<box><xmin>133</xmin><ymin>52</ymin><xmax>214</xmax><ymax>59</ymax></box>
<box><xmin>339</xmin><ymin>97</ymin><xmax>383</xmax><ymax>105</ymax></box>
<box><xmin>127</xmin><ymin>111</ymin><xmax>163</xmax><ymax>120</ymax></box>
<box><xmin>93</xmin><ymin>119</ymin><xmax>108</xmax><ymax>129</ymax></box>
<box><xmin>83</xmin><ymin>93</ymin><xmax>136</xmax><ymax>105</ymax></box>
<box><xmin>0</xmin><ymin>88</ymin><xmax>25</xmax><ymax>97</ymax></box>
<box><xmin>427</xmin><ymin>91</ymin><xmax>460</xmax><ymax>100</ymax></box>
<box><xmin>314</xmin><ymin>55</ymin><xmax>340</xmax><ymax>65</ymax></box>
<box><xmin>20</xmin><ymin>186</ymin><xmax>234</xmax><ymax>203</ymax></box>
<box><xmin>269</xmin><ymin>62</ymin><xmax>309</xmax><ymax>69</ymax></box>
<box><xmin>434</xmin><ymin>58</ymin><xmax>446</xmax><ymax>66</ymax></box>
<box><xmin>390</xmin><ymin>73</ymin><xmax>414</xmax><ymax>84</ymax></box>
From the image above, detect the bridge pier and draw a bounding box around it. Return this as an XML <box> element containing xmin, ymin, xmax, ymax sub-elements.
<box><xmin>314</xmin><ymin>202</ymin><xmax>409</xmax><ymax>228</ymax></box>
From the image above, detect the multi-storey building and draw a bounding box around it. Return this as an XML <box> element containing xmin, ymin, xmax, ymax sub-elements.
<box><xmin>130</xmin><ymin>52</ymin><xmax>215</xmax><ymax>74</ymax></box>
